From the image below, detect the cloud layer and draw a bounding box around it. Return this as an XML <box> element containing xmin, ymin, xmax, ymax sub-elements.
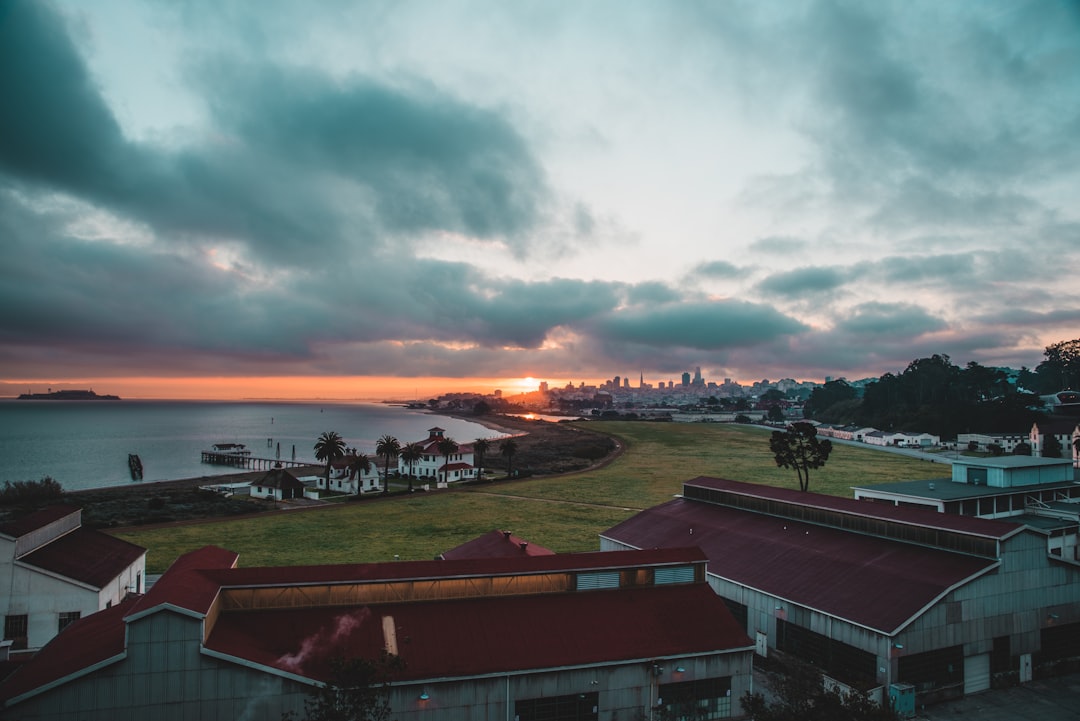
<box><xmin>1</xmin><ymin>0</ymin><xmax>1078</xmax><ymax>393</ymax></box>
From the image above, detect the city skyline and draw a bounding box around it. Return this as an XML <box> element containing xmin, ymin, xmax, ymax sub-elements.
<box><xmin>2</xmin><ymin>1</ymin><xmax>1079</xmax><ymax>401</ymax></box>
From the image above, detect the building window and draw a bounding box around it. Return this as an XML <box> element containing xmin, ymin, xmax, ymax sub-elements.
<box><xmin>659</xmin><ymin>677</ymin><xmax>732</xmax><ymax>720</ymax></box>
<box><xmin>515</xmin><ymin>691</ymin><xmax>598</xmax><ymax>721</ymax></box>
<box><xmin>3</xmin><ymin>614</ymin><xmax>28</xmax><ymax>650</ymax></box>
<box><xmin>58</xmin><ymin>612</ymin><xmax>81</xmax><ymax>632</ymax></box>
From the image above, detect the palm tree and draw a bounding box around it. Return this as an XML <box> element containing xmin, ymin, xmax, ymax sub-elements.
<box><xmin>349</xmin><ymin>453</ymin><xmax>372</xmax><ymax>495</ymax></box>
<box><xmin>400</xmin><ymin>442</ymin><xmax>423</xmax><ymax>492</ymax></box>
<box><xmin>499</xmin><ymin>437</ymin><xmax>518</xmax><ymax>478</ymax></box>
<box><xmin>472</xmin><ymin>437</ymin><xmax>490</xmax><ymax>481</ymax></box>
<box><xmin>437</xmin><ymin>436</ymin><xmax>459</xmax><ymax>485</ymax></box>
<box><xmin>375</xmin><ymin>434</ymin><xmax>400</xmax><ymax>494</ymax></box>
<box><xmin>313</xmin><ymin>431</ymin><xmax>347</xmax><ymax>493</ymax></box>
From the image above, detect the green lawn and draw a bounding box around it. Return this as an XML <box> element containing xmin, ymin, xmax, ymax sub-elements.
<box><xmin>114</xmin><ymin>422</ymin><xmax>947</xmax><ymax>573</ymax></box>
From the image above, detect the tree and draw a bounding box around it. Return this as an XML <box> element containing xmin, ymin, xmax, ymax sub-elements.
<box><xmin>1013</xmin><ymin>440</ymin><xmax>1033</xmax><ymax>456</ymax></box>
<box><xmin>769</xmin><ymin>422</ymin><xmax>833</xmax><ymax>492</ymax></box>
<box><xmin>349</xmin><ymin>453</ymin><xmax>371</xmax><ymax>495</ymax></box>
<box><xmin>499</xmin><ymin>437</ymin><xmax>518</xmax><ymax>477</ymax></box>
<box><xmin>375</xmin><ymin>435</ymin><xmax>400</xmax><ymax>494</ymax></box>
<box><xmin>472</xmin><ymin>437</ymin><xmax>490</xmax><ymax>481</ymax></box>
<box><xmin>1042</xmin><ymin>433</ymin><xmax>1063</xmax><ymax>458</ymax></box>
<box><xmin>740</xmin><ymin>664</ymin><xmax>900</xmax><ymax>721</ymax></box>
<box><xmin>314</xmin><ymin>432</ymin><xmax>347</xmax><ymax>494</ymax></box>
<box><xmin>399</xmin><ymin>442</ymin><xmax>423</xmax><ymax>493</ymax></box>
<box><xmin>436</xmin><ymin>436</ymin><xmax>459</xmax><ymax>485</ymax></box>
<box><xmin>285</xmin><ymin>654</ymin><xmax>403</xmax><ymax>721</ymax></box>
<box><xmin>1041</xmin><ymin>338</ymin><xmax>1080</xmax><ymax>390</ymax></box>
<box><xmin>767</xmin><ymin>405</ymin><xmax>785</xmax><ymax>422</ymax></box>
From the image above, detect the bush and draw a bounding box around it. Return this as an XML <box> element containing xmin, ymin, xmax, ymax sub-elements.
<box><xmin>0</xmin><ymin>477</ymin><xmax>64</xmax><ymax>504</ymax></box>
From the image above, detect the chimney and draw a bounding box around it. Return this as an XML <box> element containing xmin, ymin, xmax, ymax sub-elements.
<box><xmin>503</xmin><ymin>530</ymin><xmax>512</xmax><ymax>539</ymax></box>
<box><xmin>520</xmin><ymin>542</ymin><xmax>529</xmax><ymax>551</ymax></box>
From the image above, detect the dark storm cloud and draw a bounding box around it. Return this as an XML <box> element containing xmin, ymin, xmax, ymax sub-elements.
<box><xmin>195</xmin><ymin>62</ymin><xmax>548</xmax><ymax>249</ymax></box>
<box><xmin>0</xmin><ymin>1</ymin><xmax>550</xmax><ymax>267</ymax></box>
<box><xmin>587</xmin><ymin>300</ymin><xmax>807</xmax><ymax>350</ymax></box>
<box><xmin>755</xmin><ymin>266</ymin><xmax>849</xmax><ymax>298</ymax></box>
<box><xmin>0</xmin><ymin>1</ymin><xmax>133</xmax><ymax>192</ymax></box>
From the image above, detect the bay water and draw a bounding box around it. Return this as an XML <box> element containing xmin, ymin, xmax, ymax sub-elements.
<box><xmin>0</xmin><ymin>400</ymin><xmax>495</xmax><ymax>492</ymax></box>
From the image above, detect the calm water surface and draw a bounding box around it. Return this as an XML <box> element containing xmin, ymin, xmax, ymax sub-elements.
<box><xmin>0</xmin><ymin>400</ymin><xmax>494</xmax><ymax>492</ymax></box>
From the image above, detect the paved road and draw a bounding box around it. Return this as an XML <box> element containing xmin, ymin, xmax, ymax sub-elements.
<box><xmin>914</xmin><ymin>673</ymin><xmax>1080</xmax><ymax>720</ymax></box>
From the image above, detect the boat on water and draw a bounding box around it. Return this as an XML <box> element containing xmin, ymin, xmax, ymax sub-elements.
<box><xmin>128</xmin><ymin>453</ymin><xmax>143</xmax><ymax>480</ymax></box>
<box><xmin>18</xmin><ymin>389</ymin><xmax>121</xmax><ymax>400</ymax></box>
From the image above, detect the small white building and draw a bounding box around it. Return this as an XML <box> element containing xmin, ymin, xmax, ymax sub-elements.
<box><xmin>325</xmin><ymin>453</ymin><xmax>382</xmax><ymax>494</ymax></box>
<box><xmin>249</xmin><ymin>467</ymin><xmax>307</xmax><ymax>501</ymax></box>
<box><xmin>0</xmin><ymin>506</ymin><xmax>145</xmax><ymax>654</ymax></box>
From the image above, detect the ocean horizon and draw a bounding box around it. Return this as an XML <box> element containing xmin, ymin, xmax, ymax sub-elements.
<box><xmin>0</xmin><ymin>399</ymin><xmax>499</xmax><ymax>493</ymax></box>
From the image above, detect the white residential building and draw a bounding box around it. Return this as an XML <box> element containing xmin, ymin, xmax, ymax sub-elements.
<box><xmin>0</xmin><ymin>506</ymin><xmax>145</xmax><ymax>654</ymax></box>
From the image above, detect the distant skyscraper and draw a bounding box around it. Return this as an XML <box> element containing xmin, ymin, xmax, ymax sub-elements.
<box><xmin>693</xmin><ymin>367</ymin><xmax>703</xmax><ymax>386</ymax></box>
<box><xmin>681</xmin><ymin>372</ymin><xmax>691</xmax><ymax>387</ymax></box>
<box><xmin>613</xmin><ymin>375</ymin><xmax>621</xmax><ymax>390</ymax></box>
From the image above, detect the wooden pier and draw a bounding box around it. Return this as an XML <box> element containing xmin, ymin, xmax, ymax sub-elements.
<box><xmin>200</xmin><ymin>450</ymin><xmax>311</xmax><ymax>470</ymax></box>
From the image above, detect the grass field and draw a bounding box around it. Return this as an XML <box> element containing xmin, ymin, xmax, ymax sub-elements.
<box><xmin>113</xmin><ymin>421</ymin><xmax>948</xmax><ymax>573</ymax></box>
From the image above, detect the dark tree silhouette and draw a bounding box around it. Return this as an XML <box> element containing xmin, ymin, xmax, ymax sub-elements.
<box><xmin>375</xmin><ymin>435</ymin><xmax>400</xmax><ymax>494</ymax></box>
<box><xmin>472</xmin><ymin>437</ymin><xmax>490</xmax><ymax>481</ymax></box>
<box><xmin>436</xmin><ymin>437</ymin><xmax>459</xmax><ymax>485</ymax></box>
<box><xmin>769</xmin><ymin>422</ymin><xmax>833</xmax><ymax>492</ymax></box>
<box><xmin>499</xmin><ymin>437</ymin><xmax>518</xmax><ymax>477</ymax></box>
<box><xmin>314</xmin><ymin>431</ymin><xmax>347</xmax><ymax>494</ymax></box>
<box><xmin>399</xmin><ymin>442</ymin><xmax>422</xmax><ymax>492</ymax></box>
<box><xmin>1042</xmin><ymin>434</ymin><xmax>1063</xmax><ymax>458</ymax></box>
<box><xmin>349</xmin><ymin>453</ymin><xmax>371</xmax><ymax>495</ymax></box>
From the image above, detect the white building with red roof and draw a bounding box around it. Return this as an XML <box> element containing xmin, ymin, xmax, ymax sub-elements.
<box><xmin>0</xmin><ymin>506</ymin><xmax>146</xmax><ymax>655</ymax></box>
<box><xmin>602</xmin><ymin>477</ymin><xmax>1080</xmax><ymax>705</ymax></box>
<box><xmin>0</xmin><ymin>545</ymin><xmax>753</xmax><ymax>720</ymax></box>
<box><xmin>398</xmin><ymin>427</ymin><xmax>479</xmax><ymax>486</ymax></box>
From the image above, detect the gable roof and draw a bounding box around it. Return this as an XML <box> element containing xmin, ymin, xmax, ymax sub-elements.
<box><xmin>603</xmin><ymin>496</ymin><xmax>997</xmax><ymax>635</ymax></box>
<box><xmin>0</xmin><ymin>505</ymin><xmax>79</xmax><ymax>539</ymax></box>
<box><xmin>19</xmin><ymin>529</ymin><xmax>145</xmax><ymax>588</ymax></box>
<box><xmin>2</xmin><ymin>546</ymin><xmax>750</xmax><ymax>701</ymax></box>
<box><xmin>602</xmin><ymin>478</ymin><xmax>1026</xmax><ymax>635</ymax></box>
<box><xmin>438</xmin><ymin>530</ymin><xmax>555</xmax><ymax>560</ymax></box>
<box><xmin>256</xmin><ymin>467</ymin><xmax>305</xmax><ymax>489</ymax></box>
<box><xmin>205</xmin><ymin>583</ymin><xmax>748</xmax><ymax>683</ymax></box>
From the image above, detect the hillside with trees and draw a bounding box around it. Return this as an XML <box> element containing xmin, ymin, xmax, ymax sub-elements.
<box><xmin>803</xmin><ymin>339</ymin><xmax>1080</xmax><ymax>439</ymax></box>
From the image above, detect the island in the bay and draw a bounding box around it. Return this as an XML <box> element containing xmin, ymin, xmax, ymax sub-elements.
<box><xmin>17</xmin><ymin>389</ymin><xmax>121</xmax><ymax>400</ymax></box>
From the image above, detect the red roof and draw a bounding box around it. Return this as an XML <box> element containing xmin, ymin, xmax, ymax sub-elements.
<box><xmin>0</xmin><ymin>596</ymin><xmax>139</xmax><ymax>702</ymax></box>
<box><xmin>126</xmin><ymin>546</ymin><xmax>238</xmax><ymax>618</ymax></box>
<box><xmin>1</xmin><ymin>546</ymin><xmax>747</xmax><ymax>699</ymax></box>
<box><xmin>684</xmin><ymin>476</ymin><xmax>1021</xmax><ymax>539</ymax></box>
<box><xmin>603</xmin><ymin>497</ymin><xmax>998</xmax><ymax>634</ymax></box>
<box><xmin>0</xmin><ymin>505</ymin><xmax>79</xmax><ymax>538</ymax></box>
<box><xmin>439</xmin><ymin>530</ymin><xmax>555</xmax><ymax>560</ymax></box>
<box><xmin>205</xmin><ymin>583</ymin><xmax>750</xmax><ymax>682</ymax></box>
<box><xmin>20</xmin><ymin>528</ymin><xmax>145</xmax><ymax>588</ymax></box>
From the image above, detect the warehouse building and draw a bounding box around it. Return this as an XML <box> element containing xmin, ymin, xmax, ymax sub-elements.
<box><xmin>602</xmin><ymin>477</ymin><xmax>1080</xmax><ymax>704</ymax></box>
<box><xmin>1</xmin><ymin>545</ymin><xmax>753</xmax><ymax>720</ymax></box>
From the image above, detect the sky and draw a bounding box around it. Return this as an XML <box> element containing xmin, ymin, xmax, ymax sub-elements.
<box><xmin>1</xmin><ymin>0</ymin><xmax>1079</xmax><ymax>400</ymax></box>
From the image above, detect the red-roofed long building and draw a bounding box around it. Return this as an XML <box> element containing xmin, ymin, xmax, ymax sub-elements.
<box><xmin>602</xmin><ymin>477</ymin><xmax>1080</xmax><ymax>705</ymax></box>
<box><xmin>1</xmin><ymin>546</ymin><xmax>753</xmax><ymax>720</ymax></box>
<box><xmin>0</xmin><ymin>506</ymin><xmax>146</xmax><ymax>655</ymax></box>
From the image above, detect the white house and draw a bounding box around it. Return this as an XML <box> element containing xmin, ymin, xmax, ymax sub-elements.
<box><xmin>0</xmin><ymin>506</ymin><xmax>145</xmax><ymax>654</ymax></box>
<box><xmin>324</xmin><ymin>453</ymin><xmax>382</xmax><ymax>494</ymax></box>
<box><xmin>249</xmin><ymin>467</ymin><xmax>308</xmax><ymax>501</ymax></box>
<box><xmin>1030</xmin><ymin>420</ymin><xmax>1080</xmax><ymax>464</ymax></box>
<box><xmin>397</xmin><ymin>427</ymin><xmax>478</xmax><ymax>485</ymax></box>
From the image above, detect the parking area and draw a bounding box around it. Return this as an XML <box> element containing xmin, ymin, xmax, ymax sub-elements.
<box><xmin>914</xmin><ymin>673</ymin><xmax>1080</xmax><ymax>720</ymax></box>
